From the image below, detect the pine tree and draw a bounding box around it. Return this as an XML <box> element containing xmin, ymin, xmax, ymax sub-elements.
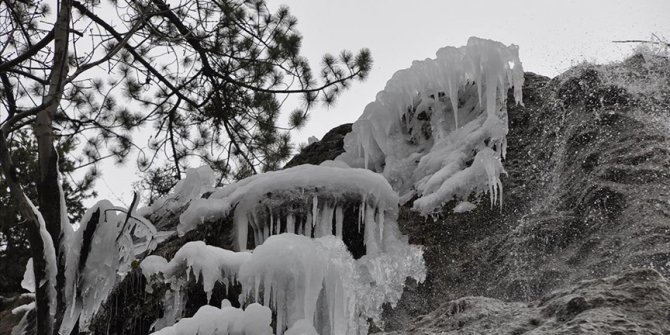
<box><xmin>0</xmin><ymin>0</ymin><xmax>371</xmax><ymax>333</ymax></box>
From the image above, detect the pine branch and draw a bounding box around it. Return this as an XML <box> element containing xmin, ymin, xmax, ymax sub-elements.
<box><xmin>0</xmin><ymin>29</ymin><xmax>54</xmax><ymax>72</ymax></box>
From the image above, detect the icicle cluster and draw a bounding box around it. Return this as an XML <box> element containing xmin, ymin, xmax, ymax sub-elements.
<box><xmin>338</xmin><ymin>37</ymin><xmax>524</xmax><ymax>214</ymax></box>
<box><xmin>179</xmin><ymin>164</ymin><xmax>399</xmax><ymax>252</ymax></box>
<box><xmin>141</xmin><ymin>162</ymin><xmax>425</xmax><ymax>334</ymax></box>
<box><xmin>59</xmin><ymin>200</ymin><xmax>158</xmax><ymax>334</ymax></box>
<box><xmin>239</xmin><ymin>234</ymin><xmax>359</xmax><ymax>335</ymax></box>
<box><xmin>143</xmin><ymin>232</ymin><xmax>424</xmax><ymax>335</ymax></box>
<box><xmin>141</xmin><ymin>241</ymin><xmax>251</xmax><ymax>302</ymax></box>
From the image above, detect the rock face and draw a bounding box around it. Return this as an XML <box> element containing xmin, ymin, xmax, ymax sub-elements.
<box><xmin>383</xmin><ymin>269</ymin><xmax>670</xmax><ymax>334</ymax></box>
<box><xmin>382</xmin><ymin>54</ymin><xmax>670</xmax><ymax>332</ymax></box>
<box><xmin>283</xmin><ymin>123</ymin><xmax>352</xmax><ymax>168</ymax></box>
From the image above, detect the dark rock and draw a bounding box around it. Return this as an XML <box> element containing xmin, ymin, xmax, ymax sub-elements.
<box><xmin>384</xmin><ymin>269</ymin><xmax>670</xmax><ymax>334</ymax></box>
<box><xmin>283</xmin><ymin>123</ymin><xmax>352</xmax><ymax>168</ymax></box>
<box><xmin>0</xmin><ymin>295</ymin><xmax>34</xmax><ymax>335</ymax></box>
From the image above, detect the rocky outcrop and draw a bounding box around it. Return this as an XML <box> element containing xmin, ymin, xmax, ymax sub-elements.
<box><xmin>382</xmin><ymin>54</ymin><xmax>670</xmax><ymax>332</ymax></box>
<box><xmin>384</xmin><ymin>269</ymin><xmax>670</xmax><ymax>334</ymax></box>
<box><xmin>283</xmin><ymin>123</ymin><xmax>352</xmax><ymax>168</ymax></box>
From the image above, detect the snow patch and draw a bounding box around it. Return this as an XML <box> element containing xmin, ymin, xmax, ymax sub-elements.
<box><xmin>150</xmin><ymin>303</ymin><xmax>273</xmax><ymax>335</ymax></box>
<box><xmin>138</xmin><ymin>165</ymin><xmax>217</xmax><ymax>217</ymax></box>
<box><xmin>453</xmin><ymin>201</ymin><xmax>477</xmax><ymax>213</ymax></box>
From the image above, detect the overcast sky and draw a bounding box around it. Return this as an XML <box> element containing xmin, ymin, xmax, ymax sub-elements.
<box><xmin>93</xmin><ymin>0</ymin><xmax>670</xmax><ymax>207</ymax></box>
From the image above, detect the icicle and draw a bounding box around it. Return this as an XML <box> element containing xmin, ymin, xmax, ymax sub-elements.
<box><xmin>262</xmin><ymin>223</ymin><xmax>269</xmax><ymax>244</ymax></box>
<box><xmin>254</xmin><ymin>276</ymin><xmax>261</xmax><ymax>305</ymax></box>
<box><xmin>363</xmin><ymin>205</ymin><xmax>379</xmax><ymax>254</ymax></box>
<box><xmin>235</xmin><ymin>212</ymin><xmax>249</xmax><ymax>251</ymax></box>
<box><xmin>335</xmin><ymin>206</ymin><xmax>343</xmax><ymax>239</ymax></box>
<box><xmin>250</xmin><ymin>211</ymin><xmax>261</xmax><ymax>248</ymax></box>
<box><xmin>286</xmin><ymin>213</ymin><xmax>295</xmax><ymax>234</ymax></box>
<box><xmin>318</xmin><ymin>203</ymin><xmax>334</xmax><ymax>237</ymax></box>
<box><xmin>311</xmin><ymin>195</ymin><xmax>318</xmax><ymax>228</ymax></box>
<box><xmin>378</xmin><ymin>210</ymin><xmax>385</xmax><ymax>247</ymax></box>
<box><xmin>305</xmin><ymin>213</ymin><xmax>313</xmax><ymax>238</ymax></box>
<box><xmin>263</xmin><ymin>274</ymin><xmax>271</xmax><ymax>307</ymax></box>
<box><xmin>269</xmin><ymin>209</ymin><xmax>274</xmax><ymax>236</ymax></box>
<box><xmin>277</xmin><ymin>289</ymin><xmax>285</xmax><ymax>335</ymax></box>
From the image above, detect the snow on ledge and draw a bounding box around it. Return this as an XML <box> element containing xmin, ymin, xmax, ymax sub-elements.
<box><xmin>178</xmin><ymin>163</ymin><xmax>399</xmax><ymax>251</ymax></box>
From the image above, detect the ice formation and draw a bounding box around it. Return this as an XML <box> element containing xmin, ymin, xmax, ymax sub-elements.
<box><xmin>58</xmin><ymin>37</ymin><xmax>527</xmax><ymax>334</ymax></box>
<box><xmin>150</xmin><ymin>302</ymin><xmax>273</xmax><ymax>335</ymax></box>
<box><xmin>285</xmin><ymin>320</ymin><xmax>319</xmax><ymax>335</ymax></box>
<box><xmin>142</xmin><ymin>164</ymin><xmax>423</xmax><ymax>334</ymax></box>
<box><xmin>58</xmin><ymin>200</ymin><xmax>158</xmax><ymax>334</ymax></box>
<box><xmin>138</xmin><ymin>165</ymin><xmax>217</xmax><ymax>219</ymax></box>
<box><xmin>144</xmin><ymin>233</ymin><xmax>424</xmax><ymax>335</ymax></box>
<box><xmin>141</xmin><ymin>241</ymin><xmax>251</xmax><ymax>301</ymax></box>
<box><xmin>23</xmin><ymin>194</ymin><xmax>58</xmax><ymax>321</ymax></box>
<box><xmin>337</xmin><ymin>37</ymin><xmax>524</xmax><ymax>214</ymax></box>
<box><xmin>179</xmin><ymin>163</ymin><xmax>399</xmax><ymax>252</ymax></box>
<box><xmin>239</xmin><ymin>234</ymin><xmax>359</xmax><ymax>335</ymax></box>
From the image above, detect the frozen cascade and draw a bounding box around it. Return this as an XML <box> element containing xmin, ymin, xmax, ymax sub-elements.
<box><xmin>142</xmin><ymin>164</ymin><xmax>424</xmax><ymax>334</ymax></box>
<box><xmin>144</xmin><ymin>232</ymin><xmax>424</xmax><ymax>335</ymax></box>
<box><xmin>337</xmin><ymin>37</ymin><xmax>524</xmax><ymax>215</ymax></box>
<box><xmin>56</xmin><ymin>199</ymin><xmax>158</xmax><ymax>334</ymax></box>
<box><xmin>140</xmin><ymin>241</ymin><xmax>251</xmax><ymax>302</ymax></box>
<box><xmin>178</xmin><ymin>163</ymin><xmax>399</xmax><ymax>252</ymax></box>
<box><xmin>239</xmin><ymin>234</ymin><xmax>359</xmax><ymax>335</ymax></box>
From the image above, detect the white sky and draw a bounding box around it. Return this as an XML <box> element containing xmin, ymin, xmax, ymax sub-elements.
<box><xmin>91</xmin><ymin>0</ymin><xmax>670</xmax><ymax>207</ymax></box>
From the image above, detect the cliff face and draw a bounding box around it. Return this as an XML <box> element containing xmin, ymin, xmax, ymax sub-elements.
<box><xmin>381</xmin><ymin>54</ymin><xmax>670</xmax><ymax>332</ymax></box>
<box><xmin>283</xmin><ymin>123</ymin><xmax>352</xmax><ymax>168</ymax></box>
<box><xmin>385</xmin><ymin>269</ymin><xmax>670</xmax><ymax>334</ymax></box>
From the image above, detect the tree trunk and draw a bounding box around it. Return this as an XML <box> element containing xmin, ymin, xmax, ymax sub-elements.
<box><xmin>0</xmin><ymin>136</ymin><xmax>53</xmax><ymax>335</ymax></box>
<box><xmin>32</xmin><ymin>0</ymin><xmax>72</xmax><ymax>333</ymax></box>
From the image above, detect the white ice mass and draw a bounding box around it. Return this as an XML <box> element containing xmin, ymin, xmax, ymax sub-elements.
<box><xmin>143</xmin><ymin>162</ymin><xmax>425</xmax><ymax>334</ymax></box>
<box><xmin>151</xmin><ymin>302</ymin><xmax>273</xmax><ymax>335</ymax></box>
<box><xmin>132</xmin><ymin>37</ymin><xmax>523</xmax><ymax>335</ymax></box>
<box><xmin>143</xmin><ymin>232</ymin><xmax>424</xmax><ymax>335</ymax></box>
<box><xmin>10</xmin><ymin>37</ymin><xmax>524</xmax><ymax>335</ymax></box>
<box><xmin>338</xmin><ymin>36</ymin><xmax>523</xmax><ymax>214</ymax></box>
